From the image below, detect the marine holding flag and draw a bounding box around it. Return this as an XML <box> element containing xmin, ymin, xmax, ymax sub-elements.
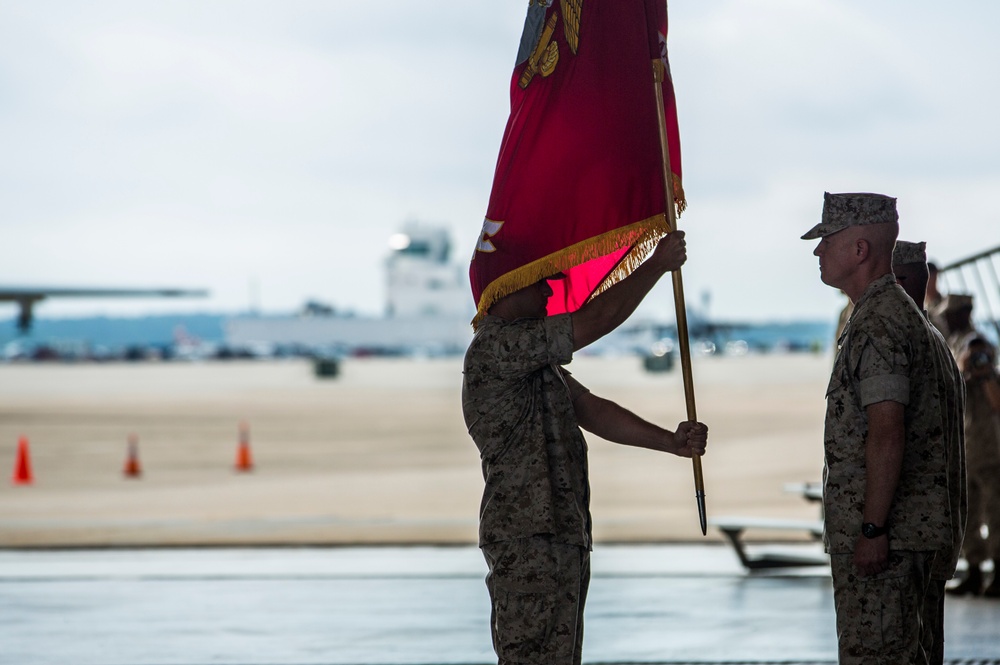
<box><xmin>462</xmin><ymin>2</ymin><xmax>708</xmax><ymax>663</ymax></box>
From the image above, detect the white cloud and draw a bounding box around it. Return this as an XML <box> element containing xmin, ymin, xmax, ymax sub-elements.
<box><xmin>1</xmin><ymin>0</ymin><xmax>997</xmax><ymax>323</ymax></box>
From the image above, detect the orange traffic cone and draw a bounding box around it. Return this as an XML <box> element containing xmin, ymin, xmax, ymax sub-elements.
<box><xmin>123</xmin><ymin>434</ymin><xmax>142</xmax><ymax>478</ymax></box>
<box><xmin>12</xmin><ymin>436</ymin><xmax>33</xmax><ymax>485</ymax></box>
<box><xmin>235</xmin><ymin>422</ymin><xmax>254</xmax><ymax>472</ymax></box>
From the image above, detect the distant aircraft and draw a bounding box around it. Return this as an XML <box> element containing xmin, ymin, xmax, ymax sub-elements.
<box><xmin>0</xmin><ymin>286</ymin><xmax>208</xmax><ymax>333</ymax></box>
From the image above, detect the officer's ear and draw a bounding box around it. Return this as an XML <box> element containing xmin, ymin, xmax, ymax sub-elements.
<box><xmin>854</xmin><ymin>238</ymin><xmax>869</xmax><ymax>261</ymax></box>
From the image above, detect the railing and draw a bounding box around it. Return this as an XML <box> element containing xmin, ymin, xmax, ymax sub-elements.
<box><xmin>937</xmin><ymin>244</ymin><xmax>1000</xmax><ymax>344</ymax></box>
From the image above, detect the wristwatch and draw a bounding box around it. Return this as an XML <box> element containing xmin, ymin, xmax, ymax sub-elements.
<box><xmin>861</xmin><ymin>522</ymin><xmax>888</xmax><ymax>539</ymax></box>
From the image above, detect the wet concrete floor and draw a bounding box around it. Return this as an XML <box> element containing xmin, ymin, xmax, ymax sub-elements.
<box><xmin>1</xmin><ymin>544</ymin><xmax>998</xmax><ymax>665</ymax></box>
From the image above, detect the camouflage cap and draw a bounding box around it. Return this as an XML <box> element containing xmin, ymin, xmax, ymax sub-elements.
<box><xmin>801</xmin><ymin>192</ymin><xmax>899</xmax><ymax>240</ymax></box>
<box><xmin>891</xmin><ymin>240</ymin><xmax>927</xmax><ymax>267</ymax></box>
<box><xmin>933</xmin><ymin>293</ymin><xmax>974</xmax><ymax>316</ymax></box>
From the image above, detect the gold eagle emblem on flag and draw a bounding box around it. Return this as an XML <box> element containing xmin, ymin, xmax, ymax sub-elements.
<box><xmin>518</xmin><ymin>0</ymin><xmax>584</xmax><ymax>89</ymax></box>
<box><xmin>561</xmin><ymin>0</ymin><xmax>582</xmax><ymax>54</ymax></box>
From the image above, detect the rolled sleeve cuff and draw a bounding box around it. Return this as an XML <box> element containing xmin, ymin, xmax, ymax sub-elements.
<box><xmin>544</xmin><ymin>314</ymin><xmax>574</xmax><ymax>366</ymax></box>
<box><xmin>859</xmin><ymin>374</ymin><xmax>910</xmax><ymax>407</ymax></box>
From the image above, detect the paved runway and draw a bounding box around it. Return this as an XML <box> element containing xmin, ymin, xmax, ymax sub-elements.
<box><xmin>1</xmin><ymin>544</ymin><xmax>998</xmax><ymax>665</ymax></box>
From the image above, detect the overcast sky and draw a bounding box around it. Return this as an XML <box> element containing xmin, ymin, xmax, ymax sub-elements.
<box><xmin>2</xmin><ymin>1</ymin><xmax>998</xmax><ymax>323</ymax></box>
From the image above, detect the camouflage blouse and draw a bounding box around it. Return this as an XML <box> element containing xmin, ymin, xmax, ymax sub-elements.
<box><xmin>961</xmin><ymin>337</ymin><xmax>1000</xmax><ymax>469</ymax></box>
<box><xmin>824</xmin><ymin>274</ymin><xmax>966</xmax><ymax>567</ymax></box>
<box><xmin>462</xmin><ymin>314</ymin><xmax>592</xmax><ymax>549</ymax></box>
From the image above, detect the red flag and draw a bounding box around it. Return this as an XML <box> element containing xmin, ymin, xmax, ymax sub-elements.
<box><xmin>470</xmin><ymin>0</ymin><xmax>684</xmax><ymax>326</ymax></box>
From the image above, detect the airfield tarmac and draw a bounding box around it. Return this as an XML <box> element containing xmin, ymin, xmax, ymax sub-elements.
<box><xmin>5</xmin><ymin>356</ymin><xmax>1000</xmax><ymax>664</ymax></box>
<box><xmin>0</xmin><ymin>354</ymin><xmax>829</xmax><ymax>547</ymax></box>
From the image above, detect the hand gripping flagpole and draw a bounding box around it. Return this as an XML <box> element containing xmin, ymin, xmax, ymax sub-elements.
<box><xmin>653</xmin><ymin>58</ymin><xmax>707</xmax><ymax>536</ymax></box>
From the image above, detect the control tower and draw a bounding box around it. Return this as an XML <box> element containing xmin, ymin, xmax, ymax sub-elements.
<box><xmin>386</xmin><ymin>223</ymin><xmax>471</xmax><ymax>319</ymax></box>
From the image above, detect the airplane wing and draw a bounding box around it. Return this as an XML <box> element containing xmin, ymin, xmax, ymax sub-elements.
<box><xmin>0</xmin><ymin>286</ymin><xmax>208</xmax><ymax>333</ymax></box>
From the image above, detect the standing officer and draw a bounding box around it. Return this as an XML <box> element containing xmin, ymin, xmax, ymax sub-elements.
<box><xmin>925</xmin><ymin>262</ymin><xmax>948</xmax><ymax>335</ymax></box>
<box><xmin>947</xmin><ymin>326</ymin><xmax>1000</xmax><ymax>597</ymax></box>
<box><xmin>892</xmin><ymin>239</ymin><xmax>968</xmax><ymax>663</ymax></box>
<box><xmin>803</xmin><ymin>193</ymin><xmax>965</xmax><ymax>664</ymax></box>
<box><xmin>891</xmin><ymin>241</ymin><xmax>929</xmax><ymax>307</ymax></box>
<box><xmin>936</xmin><ymin>294</ymin><xmax>977</xmax><ymax>358</ymax></box>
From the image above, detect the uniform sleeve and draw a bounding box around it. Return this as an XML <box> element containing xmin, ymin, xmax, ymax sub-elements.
<box><xmin>854</xmin><ymin>326</ymin><xmax>911</xmax><ymax>408</ymax></box>
<box><xmin>543</xmin><ymin>314</ymin><xmax>574</xmax><ymax>365</ymax></box>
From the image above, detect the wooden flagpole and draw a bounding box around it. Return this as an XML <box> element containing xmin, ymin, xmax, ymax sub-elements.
<box><xmin>652</xmin><ymin>58</ymin><xmax>707</xmax><ymax>536</ymax></box>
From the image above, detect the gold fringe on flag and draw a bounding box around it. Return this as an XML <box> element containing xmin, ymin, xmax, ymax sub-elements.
<box><xmin>674</xmin><ymin>176</ymin><xmax>687</xmax><ymax>217</ymax></box>
<box><xmin>471</xmin><ymin>212</ymin><xmax>674</xmax><ymax>328</ymax></box>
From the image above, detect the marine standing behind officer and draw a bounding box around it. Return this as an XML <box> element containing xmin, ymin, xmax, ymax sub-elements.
<box><xmin>947</xmin><ymin>326</ymin><xmax>1000</xmax><ymax>598</ymax></box>
<box><xmin>936</xmin><ymin>294</ymin><xmax>977</xmax><ymax>360</ymax></box>
<box><xmin>934</xmin><ymin>292</ymin><xmax>999</xmax><ymax>596</ymax></box>
<box><xmin>892</xmin><ymin>240</ymin><xmax>968</xmax><ymax>664</ymax></box>
<box><xmin>925</xmin><ymin>262</ymin><xmax>949</xmax><ymax>336</ymax></box>
<box><xmin>803</xmin><ymin>193</ymin><xmax>965</xmax><ymax>664</ymax></box>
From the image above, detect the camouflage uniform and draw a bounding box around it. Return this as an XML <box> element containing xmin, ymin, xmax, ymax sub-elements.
<box><xmin>825</xmin><ymin>274</ymin><xmax>966</xmax><ymax>664</ymax></box>
<box><xmin>830</xmin><ymin>551</ymin><xmax>931</xmax><ymax>664</ymax></box>
<box><xmin>957</xmin><ymin>336</ymin><xmax>1000</xmax><ymax>569</ymax></box>
<box><xmin>946</xmin><ymin>327</ymin><xmax>978</xmax><ymax>360</ymax></box>
<box><xmin>890</xmin><ymin>239</ymin><xmax>966</xmax><ymax>664</ymax></box>
<box><xmin>921</xmin><ymin>320</ymin><xmax>967</xmax><ymax>665</ymax></box>
<box><xmin>926</xmin><ymin>292</ymin><xmax>948</xmax><ymax>338</ymax></box>
<box><xmin>463</xmin><ymin>313</ymin><xmax>591</xmax><ymax>664</ymax></box>
<box><xmin>482</xmin><ymin>536</ymin><xmax>589</xmax><ymax>665</ymax></box>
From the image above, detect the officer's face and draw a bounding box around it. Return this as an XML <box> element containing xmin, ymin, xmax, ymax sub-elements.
<box><xmin>504</xmin><ymin>279</ymin><xmax>553</xmax><ymax>319</ymax></box>
<box><xmin>528</xmin><ymin>279</ymin><xmax>554</xmax><ymax>317</ymax></box>
<box><xmin>813</xmin><ymin>229</ymin><xmax>858</xmax><ymax>290</ymax></box>
<box><xmin>893</xmin><ymin>263</ymin><xmax>927</xmax><ymax>307</ymax></box>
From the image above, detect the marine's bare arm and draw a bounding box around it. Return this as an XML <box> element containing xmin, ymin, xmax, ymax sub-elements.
<box><xmin>854</xmin><ymin>399</ymin><xmax>905</xmax><ymax>576</ymax></box>
<box><xmin>573</xmin><ymin>391</ymin><xmax>706</xmax><ymax>458</ymax></box>
<box><xmin>571</xmin><ymin>231</ymin><xmax>686</xmax><ymax>351</ymax></box>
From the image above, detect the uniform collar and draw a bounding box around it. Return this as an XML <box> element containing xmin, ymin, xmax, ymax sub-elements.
<box><xmin>837</xmin><ymin>273</ymin><xmax>897</xmax><ymax>349</ymax></box>
<box><xmin>852</xmin><ymin>273</ymin><xmax>898</xmax><ymax>315</ymax></box>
